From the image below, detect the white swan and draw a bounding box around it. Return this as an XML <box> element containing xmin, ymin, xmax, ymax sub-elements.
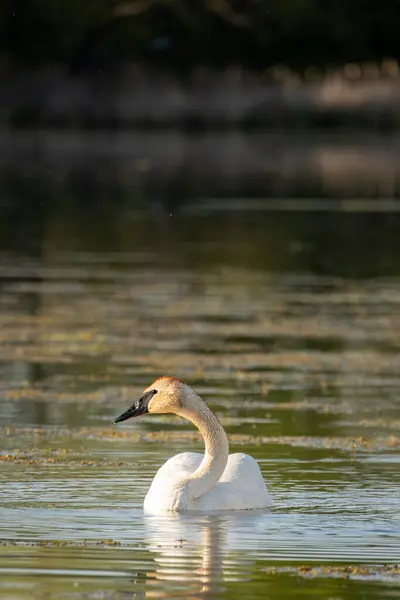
<box><xmin>114</xmin><ymin>376</ymin><xmax>272</xmax><ymax>513</ymax></box>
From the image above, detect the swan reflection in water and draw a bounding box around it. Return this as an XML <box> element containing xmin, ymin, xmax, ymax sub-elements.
<box><xmin>142</xmin><ymin>513</ymin><xmax>261</xmax><ymax>598</ymax></box>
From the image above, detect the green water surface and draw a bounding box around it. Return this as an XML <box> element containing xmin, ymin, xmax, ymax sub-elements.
<box><xmin>0</xmin><ymin>131</ymin><xmax>400</xmax><ymax>600</ymax></box>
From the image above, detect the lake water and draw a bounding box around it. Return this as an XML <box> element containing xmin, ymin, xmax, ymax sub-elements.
<box><xmin>0</xmin><ymin>131</ymin><xmax>400</xmax><ymax>600</ymax></box>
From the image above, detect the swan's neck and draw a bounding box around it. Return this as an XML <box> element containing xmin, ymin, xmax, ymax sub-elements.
<box><xmin>177</xmin><ymin>397</ymin><xmax>229</xmax><ymax>501</ymax></box>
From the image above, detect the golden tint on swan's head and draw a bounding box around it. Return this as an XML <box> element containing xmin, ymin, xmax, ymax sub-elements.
<box><xmin>113</xmin><ymin>375</ymin><xmax>210</xmax><ymax>425</ymax></box>
<box><xmin>145</xmin><ymin>376</ymin><xmax>187</xmax><ymax>414</ymax></box>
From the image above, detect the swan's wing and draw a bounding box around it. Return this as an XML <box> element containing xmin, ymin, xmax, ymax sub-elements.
<box><xmin>192</xmin><ymin>453</ymin><xmax>272</xmax><ymax>511</ymax></box>
<box><xmin>149</xmin><ymin>452</ymin><xmax>203</xmax><ymax>484</ymax></box>
<box><xmin>193</xmin><ymin>480</ymin><xmax>272</xmax><ymax>511</ymax></box>
<box><xmin>220</xmin><ymin>453</ymin><xmax>268</xmax><ymax>495</ymax></box>
<box><xmin>144</xmin><ymin>452</ymin><xmax>204</xmax><ymax>513</ymax></box>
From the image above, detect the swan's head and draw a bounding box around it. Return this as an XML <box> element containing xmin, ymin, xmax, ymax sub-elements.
<box><xmin>113</xmin><ymin>376</ymin><xmax>192</xmax><ymax>423</ymax></box>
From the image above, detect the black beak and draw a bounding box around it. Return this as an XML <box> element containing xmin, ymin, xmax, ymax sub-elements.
<box><xmin>113</xmin><ymin>390</ymin><xmax>157</xmax><ymax>424</ymax></box>
<box><xmin>113</xmin><ymin>402</ymin><xmax>146</xmax><ymax>423</ymax></box>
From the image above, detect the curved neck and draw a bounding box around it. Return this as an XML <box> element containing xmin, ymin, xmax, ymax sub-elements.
<box><xmin>177</xmin><ymin>396</ymin><xmax>229</xmax><ymax>501</ymax></box>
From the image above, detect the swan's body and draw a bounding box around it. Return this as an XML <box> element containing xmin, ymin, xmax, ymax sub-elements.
<box><xmin>114</xmin><ymin>376</ymin><xmax>272</xmax><ymax>513</ymax></box>
<box><xmin>144</xmin><ymin>451</ymin><xmax>270</xmax><ymax>512</ymax></box>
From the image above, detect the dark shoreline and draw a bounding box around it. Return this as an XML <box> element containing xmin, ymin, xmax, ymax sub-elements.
<box><xmin>2</xmin><ymin>65</ymin><xmax>400</xmax><ymax>130</ymax></box>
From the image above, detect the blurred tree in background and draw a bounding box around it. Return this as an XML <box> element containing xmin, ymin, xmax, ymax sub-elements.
<box><xmin>2</xmin><ymin>0</ymin><xmax>400</xmax><ymax>73</ymax></box>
